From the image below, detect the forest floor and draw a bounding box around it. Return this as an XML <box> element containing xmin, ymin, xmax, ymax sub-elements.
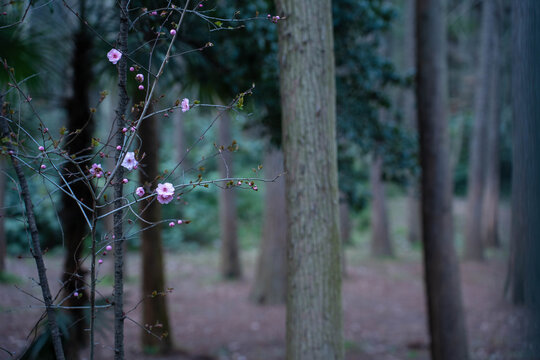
<box><xmin>0</xmin><ymin>199</ymin><xmax>530</xmax><ymax>360</ymax></box>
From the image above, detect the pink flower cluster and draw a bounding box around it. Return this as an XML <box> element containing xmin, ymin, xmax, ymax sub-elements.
<box><xmin>156</xmin><ymin>183</ymin><xmax>174</xmax><ymax>204</ymax></box>
<box><xmin>89</xmin><ymin>163</ymin><xmax>103</xmax><ymax>178</ymax></box>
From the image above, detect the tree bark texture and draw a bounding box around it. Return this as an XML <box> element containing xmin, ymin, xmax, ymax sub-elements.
<box><xmin>251</xmin><ymin>148</ymin><xmax>287</xmax><ymax>305</ymax></box>
<box><xmin>113</xmin><ymin>1</ymin><xmax>129</xmax><ymax>357</ymax></box>
<box><xmin>276</xmin><ymin>0</ymin><xmax>344</xmax><ymax>358</ymax></box>
<box><xmin>464</xmin><ymin>0</ymin><xmax>498</xmax><ymax>261</ymax></box>
<box><xmin>507</xmin><ymin>3</ymin><xmax>540</xmax><ymax>345</ymax></box>
<box><xmin>61</xmin><ymin>16</ymin><xmax>94</xmax><ymax>357</ymax></box>
<box><xmin>416</xmin><ymin>0</ymin><xmax>470</xmax><ymax>359</ymax></box>
<box><xmin>137</xmin><ymin>98</ymin><xmax>173</xmax><ymax>353</ymax></box>
<box><xmin>218</xmin><ymin>112</ymin><xmax>242</xmax><ymax>279</ymax></box>
<box><xmin>339</xmin><ymin>192</ymin><xmax>351</xmax><ymax>276</ymax></box>
<box><xmin>370</xmin><ymin>154</ymin><xmax>393</xmax><ymax>257</ymax></box>
<box><xmin>480</xmin><ymin>0</ymin><xmax>501</xmax><ymax>248</ymax></box>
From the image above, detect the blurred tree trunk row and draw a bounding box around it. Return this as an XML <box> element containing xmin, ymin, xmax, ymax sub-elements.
<box><xmin>465</xmin><ymin>0</ymin><xmax>501</xmax><ymax>260</ymax></box>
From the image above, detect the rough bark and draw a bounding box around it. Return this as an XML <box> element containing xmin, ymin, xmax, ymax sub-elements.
<box><xmin>416</xmin><ymin>0</ymin><xmax>470</xmax><ymax>359</ymax></box>
<box><xmin>113</xmin><ymin>1</ymin><xmax>129</xmax><ymax>358</ymax></box>
<box><xmin>250</xmin><ymin>148</ymin><xmax>287</xmax><ymax>305</ymax></box>
<box><xmin>60</xmin><ymin>12</ymin><xmax>93</xmax><ymax>357</ymax></box>
<box><xmin>218</xmin><ymin>112</ymin><xmax>242</xmax><ymax>279</ymax></box>
<box><xmin>370</xmin><ymin>154</ymin><xmax>393</xmax><ymax>257</ymax></box>
<box><xmin>465</xmin><ymin>0</ymin><xmax>497</xmax><ymax>261</ymax></box>
<box><xmin>1</xmin><ymin>98</ymin><xmax>65</xmax><ymax>360</ymax></box>
<box><xmin>276</xmin><ymin>0</ymin><xmax>344</xmax><ymax>358</ymax></box>
<box><xmin>480</xmin><ymin>1</ymin><xmax>501</xmax><ymax>248</ymax></box>
<box><xmin>403</xmin><ymin>0</ymin><xmax>422</xmax><ymax>245</ymax></box>
<box><xmin>138</xmin><ymin>101</ymin><xmax>173</xmax><ymax>353</ymax></box>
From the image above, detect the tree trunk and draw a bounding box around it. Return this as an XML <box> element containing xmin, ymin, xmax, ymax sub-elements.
<box><xmin>465</xmin><ymin>0</ymin><xmax>497</xmax><ymax>261</ymax></box>
<box><xmin>416</xmin><ymin>0</ymin><xmax>470</xmax><ymax>359</ymax></box>
<box><xmin>61</xmin><ymin>13</ymin><xmax>94</xmax><ymax>358</ymax></box>
<box><xmin>480</xmin><ymin>1</ymin><xmax>501</xmax><ymax>248</ymax></box>
<box><xmin>250</xmin><ymin>148</ymin><xmax>287</xmax><ymax>305</ymax></box>
<box><xmin>218</xmin><ymin>112</ymin><xmax>242</xmax><ymax>279</ymax></box>
<box><xmin>138</xmin><ymin>101</ymin><xmax>173</xmax><ymax>353</ymax></box>
<box><xmin>403</xmin><ymin>0</ymin><xmax>422</xmax><ymax>245</ymax></box>
<box><xmin>506</xmin><ymin>1</ymin><xmax>540</xmax><ymax>337</ymax></box>
<box><xmin>0</xmin><ymin>158</ymin><xmax>5</xmax><ymax>273</ymax></box>
<box><xmin>370</xmin><ymin>154</ymin><xmax>393</xmax><ymax>257</ymax></box>
<box><xmin>276</xmin><ymin>0</ymin><xmax>344</xmax><ymax>358</ymax></box>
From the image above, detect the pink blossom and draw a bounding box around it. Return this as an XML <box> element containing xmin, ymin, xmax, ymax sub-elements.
<box><xmin>122</xmin><ymin>178</ymin><xmax>129</xmax><ymax>184</ymax></box>
<box><xmin>107</xmin><ymin>49</ymin><xmax>122</xmax><ymax>64</ymax></box>
<box><xmin>89</xmin><ymin>163</ymin><xmax>103</xmax><ymax>177</ymax></box>
<box><xmin>151</xmin><ymin>11</ymin><xmax>157</xmax><ymax>15</ymax></box>
<box><xmin>138</xmin><ymin>85</ymin><xmax>144</xmax><ymax>90</ymax></box>
<box><xmin>73</xmin><ymin>292</ymin><xmax>79</xmax><ymax>297</ymax></box>
<box><xmin>237</xmin><ymin>181</ymin><xmax>242</xmax><ymax>186</ymax></box>
<box><xmin>43</xmin><ymin>127</ymin><xmax>48</xmax><ymax>133</ymax></box>
<box><xmin>40</xmin><ymin>164</ymin><xmax>46</xmax><ymax>170</ymax></box>
<box><xmin>199</xmin><ymin>3</ymin><xmax>203</xmax><ymax>7</ymax></box>
<box><xmin>136</xmin><ymin>187</ymin><xmax>145</xmax><ymax>197</ymax></box>
<box><xmin>253</xmin><ymin>185</ymin><xmax>258</xmax><ymax>191</ymax></box>
<box><xmin>106</xmin><ymin>245</ymin><xmax>113</xmax><ymax>251</ymax></box>
<box><xmin>116</xmin><ymin>145</ymin><xmax>122</xmax><ymax>150</ymax></box>
<box><xmin>98</xmin><ymin>259</ymin><xmax>103</xmax><ymax>264</ymax></box>
<box><xmin>169</xmin><ymin>222</ymin><xmax>175</xmax><ymax>227</ymax></box>
<box><xmin>135</xmin><ymin>73</ymin><xmax>144</xmax><ymax>82</ymax></box>
<box><xmin>170</xmin><ymin>29</ymin><xmax>176</xmax><ymax>36</ymax></box>
<box><xmin>38</xmin><ymin>146</ymin><xmax>44</xmax><ymax>151</ymax></box>
<box><xmin>129</xmin><ymin>66</ymin><xmax>135</xmax><ymax>72</ymax></box>
<box><xmin>121</xmin><ymin>152</ymin><xmax>138</xmax><ymax>171</ymax></box>
<box><xmin>122</xmin><ymin>127</ymin><xmax>128</xmax><ymax>133</ymax></box>
<box><xmin>177</xmin><ymin>220</ymin><xmax>183</xmax><ymax>225</ymax></box>
<box><xmin>181</xmin><ymin>98</ymin><xmax>190</xmax><ymax>112</ymax></box>
<box><xmin>156</xmin><ymin>182</ymin><xmax>174</xmax><ymax>204</ymax></box>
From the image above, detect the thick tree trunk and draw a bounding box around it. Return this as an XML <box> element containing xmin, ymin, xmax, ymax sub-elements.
<box><xmin>465</xmin><ymin>0</ymin><xmax>497</xmax><ymax>261</ymax></box>
<box><xmin>403</xmin><ymin>0</ymin><xmax>422</xmax><ymax>245</ymax></box>
<box><xmin>416</xmin><ymin>0</ymin><xmax>470</xmax><ymax>359</ymax></box>
<box><xmin>0</xmin><ymin>159</ymin><xmax>5</xmax><ymax>273</ymax></box>
<box><xmin>218</xmin><ymin>112</ymin><xmax>242</xmax><ymax>279</ymax></box>
<box><xmin>480</xmin><ymin>1</ymin><xmax>501</xmax><ymax>249</ymax></box>
<box><xmin>276</xmin><ymin>0</ymin><xmax>344</xmax><ymax>358</ymax></box>
<box><xmin>250</xmin><ymin>148</ymin><xmax>287</xmax><ymax>305</ymax></box>
<box><xmin>137</xmin><ymin>101</ymin><xmax>173</xmax><ymax>353</ymax></box>
<box><xmin>61</xmin><ymin>15</ymin><xmax>93</xmax><ymax>358</ymax></box>
<box><xmin>506</xmin><ymin>3</ymin><xmax>540</xmax><ymax>342</ymax></box>
<box><xmin>370</xmin><ymin>154</ymin><xmax>393</xmax><ymax>257</ymax></box>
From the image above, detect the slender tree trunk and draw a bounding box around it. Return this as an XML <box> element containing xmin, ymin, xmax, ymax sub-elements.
<box><xmin>218</xmin><ymin>112</ymin><xmax>242</xmax><ymax>279</ymax></box>
<box><xmin>276</xmin><ymin>0</ymin><xmax>343</xmax><ymax>358</ymax></box>
<box><xmin>0</xmin><ymin>158</ymin><xmax>5</xmax><ymax>273</ymax></box>
<box><xmin>416</xmin><ymin>0</ymin><xmax>470</xmax><ymax>359</ymax></box>
<box><xmin>250</xmin><ymin>148</ymin><xmax>287</xmax><ymax>304</ymax></box>
<box><xmin>370</xmin><ymin>154</ymin><xmax>393</xmax><ymax>257</ymax></box>
<box><xmin>60</xmin><ymin>9</ymin><xmax>93</xmax><ymax>357</ymax></box>
<box><xmin>480</xmin><ymin>1</ymin><xmax>501</xmax><ymax>248</ymax></box>
<box><xmin>0</xmin><ymin>97</ymin><xmax>65</xmax><ymax>360</ymax></box>
<box><xmin>506</xmin><ymin>2</ymin><xmax>540</xmax><ymax>339</ymax></box>
<box><xmin>403</xmin><ymin>0</ymin><xmax>422</xmax><ymax>245</ymax></box>
<box><xmin>113</xmin><ymin>1</ymin><xmax>129</xmax><ymax>358</ymax></box>
<box><xmin>465</xmin><ymin>0</ymin><xmax>497</xmax><ymax>261</ymax></box>
<box><xmin>137</xmin><ymin>98</ymin><xmax>173</xmax><ymax>353</ymax></box>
